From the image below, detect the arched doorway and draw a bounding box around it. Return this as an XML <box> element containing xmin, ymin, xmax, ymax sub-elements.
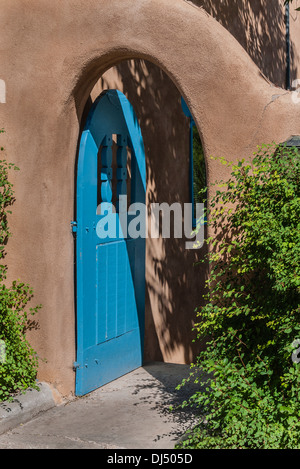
<box><xmin>73</xmin><ymin>59</ymin><xmax>208</xmax><ymax>397</ymax></box>
<box><xmin>4</xmin><ymin>0</ymin><xmax>291</xmax><ymax>398</ymax></box>
<box><xmin>90</xmin><ymin>60</ymin><xmax>208</xmax><ymax>365</ymax></box>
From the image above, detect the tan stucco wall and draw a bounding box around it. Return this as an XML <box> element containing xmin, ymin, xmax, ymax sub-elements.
<box><xmin>191</xmin><ymin>0</ymin><xmax>300</xmax><ymax>89</ymax></box>
<box><xmin>0</xmin><ymin>0</ymin><xmax>299</xmax><ymax>397</ymax></box>
<box><xmin>290</xmin><ymin>1</ymin><xmax>300</xmax><ymax>85</ymax></box>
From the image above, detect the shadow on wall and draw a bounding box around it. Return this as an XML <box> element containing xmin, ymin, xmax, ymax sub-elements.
<box><xmin>190</xmin><ymin>0</ymin><xmax>298</xmax><ymax>88</ymax></box>
<box><xmin>90</xmin><ymin>59</ymin><xmax>208</xmax><ymax>365</ymax></box>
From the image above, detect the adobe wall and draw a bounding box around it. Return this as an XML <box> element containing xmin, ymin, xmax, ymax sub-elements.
<box><xmin>0</xmin><ymin>0</ymin><xmax>299</xmax><ymax>397</ymax></box>
<box><xmin>191</xmin><ymin>0</ymin><xmax>300</xmax><ymax>89</ymax></box>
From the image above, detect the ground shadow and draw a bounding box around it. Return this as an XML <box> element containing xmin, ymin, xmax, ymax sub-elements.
<box><xmin>131</xmin><ymin>362</ymin><xmax>208</xmax><ymax>443</ymax></box>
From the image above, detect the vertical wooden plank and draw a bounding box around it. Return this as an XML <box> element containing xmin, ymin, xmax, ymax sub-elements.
<box><xmin>105</xmin><ymin>242</ymin><xmax>117</xmax><ymax>341</ymax></box>
<box><xmin>96</xmin><ymin>244</ymin><xmax>107</xmax><ymax>344</ymax></box>
<box><xmin>116</xmin><ymin>241</ymin><xmax>126</xmax><ymax>336</ymax></box>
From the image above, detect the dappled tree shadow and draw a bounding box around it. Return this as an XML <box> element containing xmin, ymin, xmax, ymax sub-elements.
<box><xmin>90</xmin><ymin>59</ymin><xmax>208</xmax><ymax>365</ymax></box>
<box><xmin>77</xmin><ymin>0</ymin><xmax>298</xmax><ymax>366</ymax></box>
<box><xmin>190</xmin><ymin>0</ymin><xmax>298</xmax><ymax>88</ymax></box>
<box><xmin>131</xmin><ymin>363</ymin><xmax>208</xmax><ymax>442</ymax></box>
<box><xmin>81</xmin><ymin>3</ymin><xmax>297</xmax><ymax>365</ymax></box>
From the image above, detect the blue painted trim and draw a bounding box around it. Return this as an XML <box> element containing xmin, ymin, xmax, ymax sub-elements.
<box><xmin>189</xmin><ymin>119</ymin><xmax>197</xmax><ymax>229</ymax></box>
<box><xmin>181</xmin><ymin>97</ymin><xmax>207</xmax><ymax>229</ymax></box>
<box><xmin>286</xmin><ymin>3</ymin><xmax>291</xmax><ymax>90</ymax></box>
<box><xmin>181</xmin><ymin>98</ymin><xmax>196</xmax><ymax>228</ymax></box>
<box><xmin>181</xmin><ymin>97</ymin><xmax>192</xmax><ymax>118</ymax></box>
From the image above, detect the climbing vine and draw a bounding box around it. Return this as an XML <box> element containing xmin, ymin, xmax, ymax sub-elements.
<box><xmin>0</xmin><ymin>130</ymin><xmax>40</xmax><ymax>402</ymax></box>
<box><xmin>177</xmin><ymin>143</ymin><xmax>300</xmax><ymax>449</ymax></box>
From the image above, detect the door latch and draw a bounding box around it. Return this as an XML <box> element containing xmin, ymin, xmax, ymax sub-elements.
<box><xmin>71</xmin><ymin>221</ymin><xmax>77</xmax><ymax>235</ymax></box>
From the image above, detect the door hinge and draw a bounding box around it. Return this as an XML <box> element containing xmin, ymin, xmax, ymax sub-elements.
<box><xmin>71</xmin><ymin>221</ymin><xmax>77</xmax><ymax>235</ymax></box>
<box><xmin>73</xmin><ymin>361</ymin><xmax>80</xmax><ymax>371</ymax></box>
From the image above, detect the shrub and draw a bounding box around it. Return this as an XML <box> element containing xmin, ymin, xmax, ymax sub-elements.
<box><xmin>0</xmin><ymin>130</ymin><xmax>40</xmax><ymax>402</ymax></box>
<box><xmin>177</xmin><ymin>143</ymin><xmax>300</xmax><ymax>449</ymax></box>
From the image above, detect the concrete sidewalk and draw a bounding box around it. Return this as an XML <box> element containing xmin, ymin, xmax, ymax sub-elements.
<box><xmin>0</xmin><ymin>362</ymin><xmax>202</xmax><ymax>449</ymax></box>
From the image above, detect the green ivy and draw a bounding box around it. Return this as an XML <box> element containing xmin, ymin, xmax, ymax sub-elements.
<box><xmin>177</xmin><ymin>143</ymin><xmax>300</xmax><ymax>449</ymax></box>
<box><xmin>0</xmin><ymin>130</ymin><xmax>40</xmax><ymax>402</ymax></box>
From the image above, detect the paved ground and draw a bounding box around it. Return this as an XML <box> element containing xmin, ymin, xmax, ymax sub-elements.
<box><xmin>0</xmin><ymin>362</ymin><xmax>203</xmax><ymax>449</ymax></box>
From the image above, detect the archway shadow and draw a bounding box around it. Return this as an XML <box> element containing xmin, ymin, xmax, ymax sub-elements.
<box><xmin>132</xmin><ymin>361</ymin><xmax>208</xmax><ymax>442</ymax></box>
<box><xmin>91</xmin><ymin>59</ymin><xmax>209</xmax><ymax>366</ymax></box>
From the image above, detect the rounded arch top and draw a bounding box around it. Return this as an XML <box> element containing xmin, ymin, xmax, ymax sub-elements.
<box><xmin>65</xmin><ymin>3</ymin><xmax>268</xmax><ymax>103</ymax></box>
<box><xmin>57</xmin><ymin>0</ymin><xmax>298</xmax><ymax>160</ymax></box>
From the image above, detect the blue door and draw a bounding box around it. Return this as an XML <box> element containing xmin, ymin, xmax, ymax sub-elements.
<box><xmin>74</xmin><ymin>90</ymin><xmax>146</xmax><ymax>396</ymax></box>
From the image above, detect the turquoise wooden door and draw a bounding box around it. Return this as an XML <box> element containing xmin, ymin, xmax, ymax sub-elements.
<box><xmin>74</xmin><ymin>90</ymin><xmax>146</xmax><ymax>396</ymax></box>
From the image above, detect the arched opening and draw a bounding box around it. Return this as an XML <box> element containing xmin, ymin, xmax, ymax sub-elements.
<box><xmin>75</xmin><ymin>58</ymin><xmax>208</xmax><ymax>394</ymax></box>
<box><xmin>2</xmin><ymin>0</ymin><xmax>298</xmax><ymax>400</ymax></box>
